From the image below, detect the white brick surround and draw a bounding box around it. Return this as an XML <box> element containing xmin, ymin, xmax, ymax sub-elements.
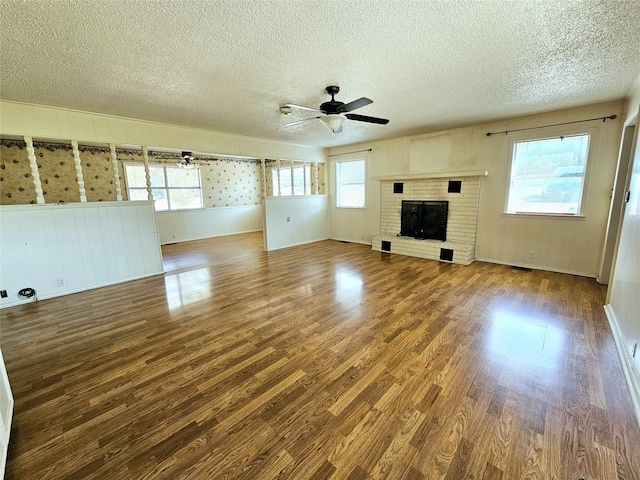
<box><xmin>372</xmin><ymin>171</ymin><xmax>487</xmax><ymax>265</ymax></box>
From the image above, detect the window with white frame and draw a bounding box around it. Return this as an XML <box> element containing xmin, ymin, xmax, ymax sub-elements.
<box><xmin>271</xmin><ymin>164</ymin><xmax>311</xmax><ymax>196</ymax></box>
<box><xmin>336</xmin><ymin>159</ymin><xmax>365</xmax><ymax>208</ymax></box>
<box><xmin>506</xmin><ymin>134</ymin><xmax>590</xmax><ymax>215</ymax></box>
<box><xmin>124</xmin><ymin>163</ymin><xmax>203</xmax><ymax>211</ymax></box>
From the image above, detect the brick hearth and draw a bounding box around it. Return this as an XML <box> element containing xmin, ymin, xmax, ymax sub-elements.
<box><xmin>372</xmin><ymin>171</ymin><xmax>487</xmax><ymax>265</ymax></box>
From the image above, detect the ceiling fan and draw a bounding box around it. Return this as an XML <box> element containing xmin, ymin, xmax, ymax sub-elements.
<box><xmin>177</xmin><ymin>151</ymin><xmax>208</xmax><ymax>169</ymax></box>
<box><xmin>281</xmin><ymin>86</ymin><xmax>389</xmax><ymax>133</ymax></box>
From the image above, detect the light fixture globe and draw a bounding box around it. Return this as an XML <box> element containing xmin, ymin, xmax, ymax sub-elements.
<box><xmin>178</xmin><ymin>151</ymin><xmax>199</xmax><ymax>169</ymax></box>
<box><xmin>320</xmin><ymin>114</ymin><xmax>345</xmax><ymax>133</ymax></box>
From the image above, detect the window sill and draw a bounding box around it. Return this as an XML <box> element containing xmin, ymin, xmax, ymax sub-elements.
<box><xmin>502</xmin><ymin>212</ymin><xmax>585</xmax><ymax>220</ymax></box>
<box><xmin>156</xmin><ymin>205</ymin><xmax>260</xmax><ymax>213</ymax></box>
<box><xmin>156</xmin><ymin>208</ymin><xmax>205</xmax><ymax>213</ymax></box>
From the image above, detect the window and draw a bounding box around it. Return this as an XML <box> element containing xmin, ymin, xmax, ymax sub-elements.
<box><xmin>506</xmin><ymin>134</ymin><xmax>590</xmax><ymax>215</ymax></box>
<box><xmin>271</xmin><ymin>164</ymin><xmax>311</xmax><ymax>196</ymax></box>
<box><xmin>124</xmin><ymin>163</ymin><xmax>203</xmax><ymax>211</ymax></box>
<box><xmin>336</xmin><ymin>159</ymin><xmax>365</xmax><ymax>208</ymax></box>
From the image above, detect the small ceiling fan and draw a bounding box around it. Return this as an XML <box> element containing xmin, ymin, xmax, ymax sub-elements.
<box><xmin>281</xmin><ymin>86</ymin><xmax>389</xmax><ymax>133</ymax></box>
<box><xmin>177</xmin><ymin>151</ymin><xmax>208</xmax><ymax>169</ymax></box>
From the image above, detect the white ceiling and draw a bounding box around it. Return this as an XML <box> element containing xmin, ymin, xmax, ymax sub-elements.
<box><xmin>1</xmin><ymin>0</ymin><xmax>639</xmax><ymax>149</ymax></box>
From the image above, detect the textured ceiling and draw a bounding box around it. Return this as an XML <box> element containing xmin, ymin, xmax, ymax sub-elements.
<box><xmin>1</xmin><ymin>0</ymin><xmax>639</xmax><ymax>148</ymax></box>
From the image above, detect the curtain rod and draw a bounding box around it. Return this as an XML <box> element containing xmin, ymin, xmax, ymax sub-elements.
<box><xmin>327</xmin><ymin>148</ymin><xmax>372</xmax><ymax>158</ymax></box>
<box><xmin>486</xmin><ymin>115</ymin><xmax>617</xmax><ymax>137</ymax></box>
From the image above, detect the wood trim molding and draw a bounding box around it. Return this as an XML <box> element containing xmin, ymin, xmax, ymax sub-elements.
<box><xmin>604</xmin><ymin>304</ymin><xmax>640</xmax><ymax>428</ymax></box>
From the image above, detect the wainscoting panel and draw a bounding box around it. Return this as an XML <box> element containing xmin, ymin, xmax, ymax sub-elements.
<box><xmin>263</xmin><ymin>195</ymin><xmax>328</xmax><ymax>251</ymax></box>
<box><xmin>0</xmin><ymin>201</ymin><xmax>163</xmax><ymax>309</ymax></box>
<box><xmin>156</xmin><ymin>205</ymin><xmax>262</xmax><ymax>245</ymax></box>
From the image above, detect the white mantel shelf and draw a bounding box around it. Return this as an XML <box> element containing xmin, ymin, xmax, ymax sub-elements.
<box><xmin>373</xmin><ymin>170</ymin><xmax>488</xmax><ymax>181</ymax></box>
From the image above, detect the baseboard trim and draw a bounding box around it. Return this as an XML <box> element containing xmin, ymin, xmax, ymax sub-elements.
<box><xmin>263</xmin><ymin>236</ymin><xmax>329</xmax><ymax>252</ymax></box>
<box><xmin>474</xmin><ymin>256</ymin><xmax>596</xmax><ymax>278</ymax></box>
<box><xmin>160</xmin><ymin>228</ymin><xmax>263</xmax><ymax>245</ymax></box>
<box><xmin>604</xmin><ymin>304</ymin><xmax>640</xmax><ymax>427</ymax></box>
<box><xmin>329</xmin><ymin>237</ymin><xmax>372</xmax><ymax>246</ymax></box>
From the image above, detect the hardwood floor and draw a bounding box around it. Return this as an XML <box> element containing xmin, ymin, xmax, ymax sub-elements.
<box><xmin>2</xmin><ymin>231</ymin><xmax>639</xmax><ymax>479</ymax></box>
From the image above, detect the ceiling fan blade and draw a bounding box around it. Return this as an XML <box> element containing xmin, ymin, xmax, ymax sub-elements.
<box><xmin>345</xmin><ymin>113</ymin><xmax>389</xmax><ymax>124</ymax></box>
<box><xmin>283</xmin><ymin>103</ymin><xmax>322</xmax><ymax>113</ymax></box>
<box><xmin>338</xmin><ymin>97</ymin><xmax>373</xmax><ymax>113</ymax></box>
<box><xmin>284</xmin><ymin>116</ymin><xmax>321</xmax><ymax>126</ymax></box>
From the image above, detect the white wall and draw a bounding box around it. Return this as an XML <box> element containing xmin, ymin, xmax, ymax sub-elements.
<box><xmin>328</xmin><ymin>151</ymin><xmax>381</xmax><ymax>244</ymax></box>
<box><xmin>263</xmin><ymin>195</ymin><xmax>328</xmax><ymax>251</ymax></box>
<box><xmin>328</xmin><ymin>100</ymin><xmax>625</xmax><ymax>277</ymax></box>
<box><xmin>605</xmin><ymin>75</ymin><xmax>640</xmax><ymax>424</ymax></box>
<box><xmin>0</xmin><ymin>201</ymin><xmax>163</xmax><ymax>309</ymax></box>
<box><xmin>157</xmin><ymin>205</ymin><xmax>262</xmax><ymax>244</ymax></box>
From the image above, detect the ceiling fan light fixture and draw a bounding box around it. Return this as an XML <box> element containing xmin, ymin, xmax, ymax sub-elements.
<box><xmin>177</xmin><ymin>160</ymin><xmax>199</xmax><ymax>169</ymax></box>
<box><xmin>320</xmin><ymin>115</ymin><xmax>345</xmax><ymax>133</ymax></box>
<box><xmin>178</xmin><ymin>151</ymin><xmax>199</xmax><ymax>169</ymax></box>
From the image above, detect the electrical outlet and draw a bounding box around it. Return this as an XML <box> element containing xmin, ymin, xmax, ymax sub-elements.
<box><xmin>0</xmin><ymin>290</ymin><xmax>7</xmax><ymax>298</ymax></box>
<box><xmin>172</xmin><ymin>233</ymin><xmax>177</xmax><ymax>239</ymax></box>
<box><xmin>527</xmin><ymin>251</ymin><xmax>534</xmax><ymax>259</ymax></box>
<box><xmin>56</xmin><ymin>277</ymin><xmax>66</xmax><ymax>287</ymax></box>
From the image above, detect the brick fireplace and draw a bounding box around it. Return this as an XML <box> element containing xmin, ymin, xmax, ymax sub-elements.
<box><xmin>372</xmin><ymin>171</ymin><xmax>487</xmax><ymax>265</ymax></box>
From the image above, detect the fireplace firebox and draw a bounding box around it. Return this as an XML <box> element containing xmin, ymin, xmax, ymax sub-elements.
<box><xmin>400</xmin><ymin>200</ymin><xmax>448</xmax><ymax>241</ymax></box>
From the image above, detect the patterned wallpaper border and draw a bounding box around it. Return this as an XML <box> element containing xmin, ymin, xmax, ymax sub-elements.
<box><xmin>1</xmin><ymin>139</ymin><xmax>325</xmax><ymax>207</ymax></box>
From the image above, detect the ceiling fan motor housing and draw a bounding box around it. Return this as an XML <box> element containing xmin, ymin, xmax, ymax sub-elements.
<box><xmin>320</xmin><ymin>100</ymin><xmax>345</xmax><ymax>114</ymax></box>
<box><xmin>320</xmin><ymin>86</ymin><xmax>345</xmax><ymax>114</ymax></box>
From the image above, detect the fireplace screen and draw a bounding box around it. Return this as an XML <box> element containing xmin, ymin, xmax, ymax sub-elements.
<box><xmin>400</xmin><ymin>200</ymin><xmax>448</xmax><ymax>241</ymax></box>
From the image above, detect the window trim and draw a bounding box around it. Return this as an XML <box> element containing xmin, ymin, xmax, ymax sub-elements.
<box><xmin>123</xmin><ymin>161</ymin><xmax>204</xmax><ymax>211</ymax></box>
<box><xmin>504</xmin><ymin>126</ymin><xmax>595</xmax><ymax>217</ymax></box>
<box><xmin>271</xmin><ymin>164</ymin><xmax>312</xmax><ymax>196</ymax></box>
<box><xmin>335</xmin><ymin>158</ymin><xmax>366</xmax><ymax>209</ymax></box>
